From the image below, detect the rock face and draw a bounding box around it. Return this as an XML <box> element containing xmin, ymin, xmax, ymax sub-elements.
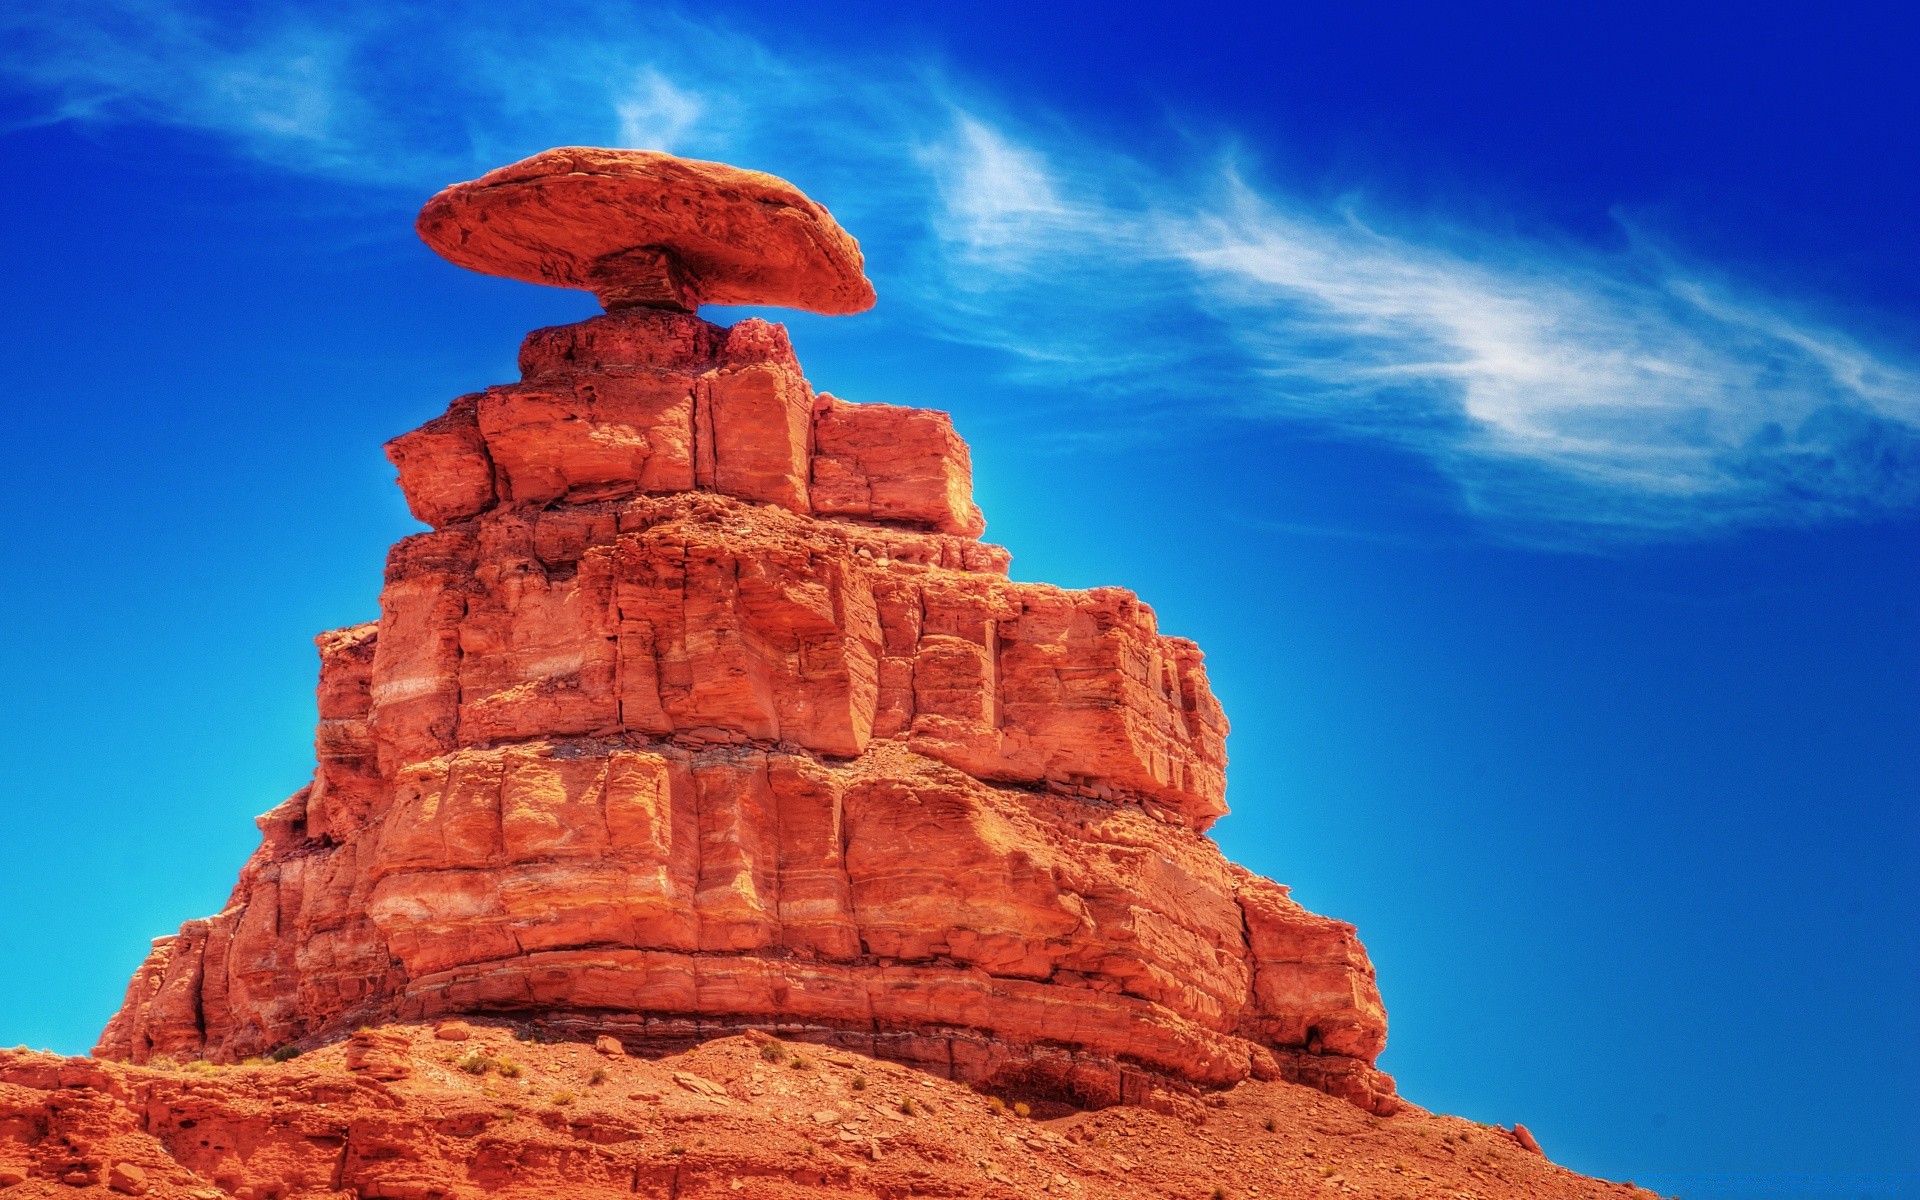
<box><xmin>96</xmin><ymin>152</ymin><xmax>1396</xmax><ymax>1118</ymax></box>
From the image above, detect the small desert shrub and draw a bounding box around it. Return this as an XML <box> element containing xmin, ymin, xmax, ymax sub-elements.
<box><xmin>669</xmin><ymin>1145</ymin><xmax>688</xmax><ymax>1156</ymax></box>
<box><xmin>456</xmin><ymin>1052</ymin><xmax>522</xmax><ymax>1079</ymax></box>
<box><xmin>551</xmin><ymin>1091</ymin><xmax>576</xmax><ymax>1107</ymax></box>
<box><xmin>268</xmin><ymin>1045</ymin><xmax>302</xmax><ymax>1063</ymax></box>
<box><xmin>897</xmin><ymin>1097</ymin><xmax>919</xmax><ymax>1117</ymax></box>
<box><xmin>759</xmin><ymin>1042</ymin><xmax>788</xmax><ymax>1064</ymax></box>
<box><xmin>788</xmin><ymin>1055</ymin><xmax>812</xmax><ymax>1071</ymax></box>
<box><xmin>588</xmin><ymin>1067</ymin><xmax>608</xmax><ymax>1086</ymax></box>
<box><xmin>851</xmin><ymin>1075</ymin><xmax>867</xmax><ymax>1091</ymax></box>
<box><xmin>181</xmin><ymin>1060</ymin><xmax>219</xmax><ymax>1075</ymax></box>
<box><xmin>986</xmin><ymin>1096</ymin><xmax>1006</xmax><ymax>1115</ymax></box>
<box><xmin>1212</xmin><ymin>1188</ymin><xmax>1229</xmax><ymax>1200</ymax></box>
<box><xmin>1263</xmin><ymin>1117</ymin><xmax>1278</xmax><ymax>1133</ymax></box>
<box><xmin>1013</xmin><ymin>1101</ymin><xmax>1032</xmax><ymax>1119</ymax></box>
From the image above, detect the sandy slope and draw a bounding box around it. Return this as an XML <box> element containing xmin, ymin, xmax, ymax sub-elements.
<box><xmin>2</xmin><ymin>1022</ymin><xmax>1660</xmax><ymax>1199</ymax></box>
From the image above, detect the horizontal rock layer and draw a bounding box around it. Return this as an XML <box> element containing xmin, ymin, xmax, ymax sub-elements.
<box><xmin>360</xmin><ymin>493</ymin><xmax>1222</xmax><ymax>821</ymax></box>
<box><xmin>387</xmin><ymin>310</ymin><xmax>984</xmax><ymax>537</ymax></box>
<box><xmin>415</xmin><ymin>147</ymin><xmax>879</xmax><ymax>315</ymax></box>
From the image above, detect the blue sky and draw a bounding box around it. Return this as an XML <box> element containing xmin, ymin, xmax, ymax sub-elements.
<box><xmin>1</xmin><ymin>1</ymin><xmax>1915</xmax><ymax>1196</ymax></box>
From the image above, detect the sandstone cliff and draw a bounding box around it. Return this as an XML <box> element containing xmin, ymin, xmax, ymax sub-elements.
<box><xmin>94</xmin><ymin>150</ymin><xmax>1394</xmax><ymax>1118</ymax></box>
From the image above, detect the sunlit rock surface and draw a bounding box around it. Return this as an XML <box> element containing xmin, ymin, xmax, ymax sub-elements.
<box><xmin>97</xmin><ymin>150</ymin><xmax>1396</xmax><ymax>1118</ymax></box>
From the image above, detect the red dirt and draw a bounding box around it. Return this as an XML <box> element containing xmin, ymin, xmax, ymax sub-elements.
<box><xmin>2</xmin><ymin>1024</ymin><xmax>1658</xmax><ymax>1199</ymax></box>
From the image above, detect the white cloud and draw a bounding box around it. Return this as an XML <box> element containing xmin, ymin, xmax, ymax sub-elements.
<box><xmin>614</xmin><ymin>69</ymin><xmax>702</xmax><ymax>153</ymax></box>
<box><xmin>3</xmin><ymin>0</ymin><xmax>1915</xmax><ymax>544</ymax></box>
<box><xmin>921</xmin><ymin>116</ymin><xmax>1072</xmax><ymax>254</ymax></box>
<box><xmin>908</xmin><ymin>127</ymin><xmax>1920</xmax><ymax>539</ymax></box>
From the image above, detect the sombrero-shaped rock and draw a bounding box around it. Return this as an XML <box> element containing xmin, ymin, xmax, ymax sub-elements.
<box><xmin>417</xmin><ymin>147</ymin><xmax>876</xmax><ymax>315</ymax></box>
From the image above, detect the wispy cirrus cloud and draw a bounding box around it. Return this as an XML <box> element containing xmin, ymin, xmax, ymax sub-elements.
<box><xmin>4</xmin><ymin>0</ymin><xmax>1916</xmax><ymax>544</ymax></box>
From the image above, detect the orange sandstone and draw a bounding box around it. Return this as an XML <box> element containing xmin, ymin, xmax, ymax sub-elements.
<box><xmin>89</xmin><ymin>148</ymin><xmax>1412</xmax><ymax>1129</ymax></box>
<box><xmin>415</xmin><ymin>148</ymin><xmax>876</xmax><ymax>314</ymax></box>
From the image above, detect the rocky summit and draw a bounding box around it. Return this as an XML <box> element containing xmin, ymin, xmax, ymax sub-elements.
<box><xmin>2</xmin><ymin>149</ymin><xmax>1643</xmax><ymax>1198</ymax></box>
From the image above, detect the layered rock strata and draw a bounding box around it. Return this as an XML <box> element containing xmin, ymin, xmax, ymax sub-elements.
<box><xmin>97</xmin><ymin>153</ymin><xmax>1396</xmax><ymax>1117</ymax></box>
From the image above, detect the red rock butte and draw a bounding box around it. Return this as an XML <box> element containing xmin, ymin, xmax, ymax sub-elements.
<box><xmin>97</xmin><ymin>149</ymin><xmax>1397</xmax><ymax>1118</ymax></box>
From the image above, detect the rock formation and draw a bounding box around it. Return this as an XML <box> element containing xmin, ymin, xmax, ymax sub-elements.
<box><xmin>94</xmin><ymin>149</ymin><xmax>1396</xmax><ymax>1118</ymax></box>
<box><xmin>415</xmin><ymin>148</ymin><xmax>876</xmax><ymax>314</ymax></box>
